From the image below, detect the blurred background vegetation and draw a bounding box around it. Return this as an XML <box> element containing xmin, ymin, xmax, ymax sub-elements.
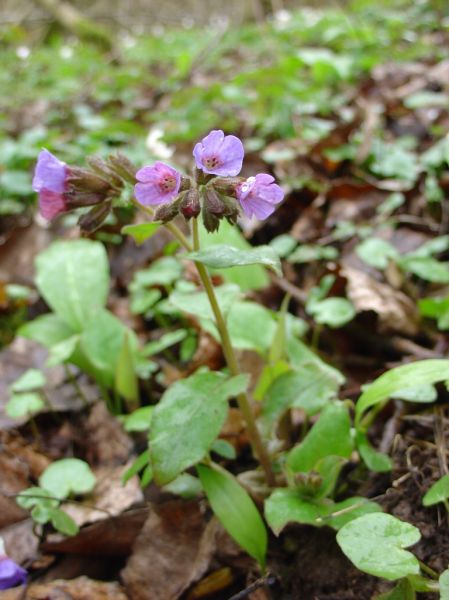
<box><xmin>0</xmin><ymin>0</ymin><xmax>447</xmax><ymax>222</ymax></box>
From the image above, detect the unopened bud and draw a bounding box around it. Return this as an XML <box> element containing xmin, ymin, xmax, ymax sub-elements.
<box><xmin>154</xmin><ymin>197</ymin><xmax>182</xmax><ymax>223</ymax></box>
<box><xmin>78</xmin><ymin>201</ymin><xmax>112</xmax><ymax>233</ymax></box>
<box><xmin>212</xmin><ymin>177</ymin><xmax>244</xmax><ymax>197</ymax></box>
<box><xmin>108</xmin><ymin>153</ymin><xmax>137</xmax><ymax>185</ymax></box>
<box><xmin>221</xmin><ymin>195</ymin><xmax>240</xmax><ymax>224</ymax></box>
<box><xmin>204</xmin><ymin>188</ymin><xmax>225</xmax><ymax>216</ymax></box>
<box><xmin>87</xmin><ymin>156</ymin><xmax>122</xmax><ymax>188</ymax></box>
<box><xmin>65</xmin><ymin>188</ymin><xmax>105</xmax><ymax>208</ymax></box>
<box><xmin>202</xmin><ymin>205</ymin><xmax>220</xmax><ymax>233</ymax></box>
<box><xmin>67</xmin><ymin>167</ymin><xmax>111</xmax><ymax>193</ymax></box>
<box><xmin>180</xmin><ymin>176</ymin><xmax>192</xmax><ymax>192</ymax></box>
<box><xmin>180</xmin><ymin>188</ymin><xmax>200</xmax><ymax>220</ymax></box>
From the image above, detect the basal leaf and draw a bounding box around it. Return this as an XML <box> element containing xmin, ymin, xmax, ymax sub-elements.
<box><xmin>39</xmin><ymin>458</ymin><xmax>96</xmax><ymax>500</ymax></box>
<box><xmin>197</xmin><ymin>463</ymin><xmax>267</xmax><ymax>568</ymax></box>
<box><xmin>150</xmin><ymin>370</ymin><xmax>248</xmax><ymax>484</ymax></box>
<box><xmin>121</xmin><ymin>222</ymin><xmax>161</xmax><ymax>245</ymax></box>
<box><xmin>35</xmin><ymin>240</ymin><xmax>109</xmax><ymax>331</ymax></box>
<box><xmin>422</xmin><ymin>474</ymin><xmax>449</xmax><ymax>507</ymax></box>
<box><xmin>336</xmin><ymin>513</ymin><xmax>421</xmax><ymax>580</ymax></box>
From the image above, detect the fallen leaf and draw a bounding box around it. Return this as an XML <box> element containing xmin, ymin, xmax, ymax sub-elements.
<box><xmin>0</xmin><ymin>576</ymin><xmax>128</xmax><ymax>600</ymax></box>
<box><xmin>343</xmin><ymin>267</ymin><xmax>420</xmax><ymax>336</ymax></box>
<box><xmin>85</xmin><ymin>403</ymin><xmax>132</xmax><ymax>466</ymax></box>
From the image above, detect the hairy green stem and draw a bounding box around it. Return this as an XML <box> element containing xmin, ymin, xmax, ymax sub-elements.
<box><xmin>190</xmin><ymin>218</ymin><xmax>275</xmax><ymax>485</ymax></box>
<box><xmin>132</xmin><ymin>196</ymin><xmax>275</xmax><ymax>485</ymax></box>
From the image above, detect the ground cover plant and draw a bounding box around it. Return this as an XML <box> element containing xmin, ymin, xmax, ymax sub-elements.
<box><xmin>1</xmin><ymin>0</ymin><xmax>449</xmax><ymax>598</ymax></box>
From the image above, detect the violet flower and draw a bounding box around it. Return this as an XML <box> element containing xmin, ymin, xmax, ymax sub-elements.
<box><xmin>32</xmin><ymin>149</ymin><xmax>68</xmax><ymax>220</ymax></box>
<box><xmin>134</xmin><ymin>162</ymin><xmax>181</xmax><ymax>206</ymax></box>
<box><xmin>0</xmin><ymin>540</ymin><xmax>26</xmax><ymax>590</ymax></box>
<box><xmin>193</xmin><ymin>130</ymin><xmax>244</xmax><ymax>177</ymax></box>
<box><xmin>236</xmin><ymin>174</ymin><xmax>284</xmax><ymax>220</ymax></box>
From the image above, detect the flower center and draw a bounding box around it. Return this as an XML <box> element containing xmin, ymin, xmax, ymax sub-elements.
<box><xmin>159</xmin><ymin>175</ymin><xmax>177</xmax><ymax>193</ymax></box>
<box><xmin>203</xmin><ymin>155</ymin><xmax>222</xmax><ymax>170</ymax></box>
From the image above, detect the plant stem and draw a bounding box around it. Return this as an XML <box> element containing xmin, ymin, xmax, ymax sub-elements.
<box><xmin>418</xmin><ymin>560</ymin><xmax>439</xmax><ymax>580</ymax></box>
<box><xmin>190</xmin><ymin>218</ymin><xmax>275</xmax><ymax>485</ymax></box>
<box><xmin>132</xmin><ymin>200</ymin><xmax>275</xmax><ymax>485</ymax></box>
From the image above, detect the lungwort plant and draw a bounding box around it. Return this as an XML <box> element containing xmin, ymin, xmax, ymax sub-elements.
<box><xmin>19</xmin><ymin>130</ymin><xmax>449</xmax><ymax>589</ymax></box>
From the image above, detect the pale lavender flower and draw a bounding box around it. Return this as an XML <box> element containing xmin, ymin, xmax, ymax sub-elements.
<box><xmin>32</xmin><ymin>149</ymin><xmax>68</xmax><ymax>220</ymax></box>
<box><xmin>236</xmin><ymin>174</ymin><xmax>284</xmax><ymax>220</ymax></box>
<box><xmin>0</xmin><ymin>539</ymin><xmax>27</xmax><ymax>590</ymax></box>
<box><xmin>193</xmin><ymin>130</ymin><xmax>244</xmax><ymax>176</ymax></box>
<box><xmin>134</xmin><ymin>162</ymin><xmax>181</xmax><ymax>206</ymax></box>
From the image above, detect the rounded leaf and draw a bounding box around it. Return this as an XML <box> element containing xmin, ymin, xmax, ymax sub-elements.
<box><xmin>39</xmin><ymin>458</ymin><xmax>96</xmax><ymax>499</ymax></box>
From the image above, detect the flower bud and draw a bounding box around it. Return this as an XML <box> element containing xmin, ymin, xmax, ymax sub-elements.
<box><xmin>211</xmin><ymin>177</ymin><xmax>244</xmax><ymax>197</ymax></box>
<box><xmin>180</xmin><ymin>188</ymin><xmax>201</xmax><ymax>220</ymax></box>
<box><xmin>108</xmin><ymin>153</ymin><xmax>138</xmax><ymax>184</ymax></box>
<box><xmin>78</xmin><ymin>201</ymin><xmax>112</xmax><ymax>233</ymax></box>
<box><xmin>179</xmin><ymin>176</ymin><xmax>192</xmax><ymax>192</ymax></box>
<box><xmin>65</xmin><ymin>189</ymin><xmax>106</xmax><ymax>208</ymax></box>
<box><xmin>154</xmin><ymin>197</ymin><xmax>182</xmax><ymax>223</ymax></box>
<box><xmin>87</xmin><ymin>156</ymin><xmax>122</xmax><ymax>188</ymax></box>
<box><xmin>67</xmin><ymin>167</ymin><xmax>111</xmax><ymax>192</ymax></box>
<box><xmin>202</xmin><ymin>205</ymin><xmax>220</xmax><ymax>233</ymax></box>
<box><xmin>203</xmin><ymin>187</ymin><xmax>225</xmax><ymax>216</ymax></box>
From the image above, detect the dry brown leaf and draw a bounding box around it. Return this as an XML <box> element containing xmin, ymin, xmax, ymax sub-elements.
<box><xmin>85</xmin><ymin>403</ymin><xmax>131</xmax><ymax>466</ymax></box>
<box><xmin>0</xmin><ymin>519</ymin><xmax>39</xmax><ymax>566</ymax></box>
<box><xmin>121</xmin><ymin>501</ymin><xmax>218</xmax><ymax>600</ymax></box>
<box><xmin>60</xmin><ymin>463</ymin><xmax>143</xmax><ymax>528</ymax></box>
<box><xmin>0</xmin><ymin>576</ymin><xmax>127</xmax><ymax>600</ymax></box>
<box><xmin>343</xmin><ymin>267</ymin><xmax>420</xmax><ymax>336</ymax></box>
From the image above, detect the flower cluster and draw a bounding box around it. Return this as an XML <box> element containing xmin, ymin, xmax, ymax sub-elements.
<box><xmin>0</xmin><ymin>538</ymin><xmax>26</xmax><ymax>590</ymax></box>
<box><xmin>135</xmin><ymin>129</ymin><xmax>284</xmax><ymax>230</ymax></box>
<box><xmin>33</xmin><ymin>130</ymin><xmax>284</xmax><ymax>232</ymax></box>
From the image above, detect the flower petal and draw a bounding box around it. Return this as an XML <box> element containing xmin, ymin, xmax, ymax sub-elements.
<box><xmin>38</xmin><ymin>190</ymin><xmax>67</xmax><ymax>220</ymax></box>
<box><xmin>240</xmin><ymin>196</ymin><xmax>277</xmax><ymax>220</ymax></box>
<box><xmin>32</xmin><ymin>149</ymin><xmax>66</xmax><ymax>194</ymax></box>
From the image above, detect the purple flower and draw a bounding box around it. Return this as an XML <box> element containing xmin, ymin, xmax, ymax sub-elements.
<box><xmin>0</xmin><ymin>540</ymin><xmax>27</xmax><ymax>591</ymax></box>
<box><xmin>134</xmin><ymin>162</ymin><xmax>181</xmax><ymax>206</ymax></box>
<box><xmin>32</xmin><ymin>149</ymin><xmax>68</xmax><ymax>220</ymax></box>
<box><xmin>236</xmin><ymin>174</ymin><xmax>284</xmax><ymax>220</ymax></box>
<box><xmin>193</xmin><ymin>130</ymin><xmax>244</xmax><ymax>177</ymax></box>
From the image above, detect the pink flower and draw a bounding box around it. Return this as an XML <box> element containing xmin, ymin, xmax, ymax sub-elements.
<box><xmin>236</xmin><ymin>174</ymin><xmax>284</xmax><ymax>220</ymax></box>
<box><xmin>32</xmin><ymin>149</ymin><xmax>68</xmax><ymax>220</ymax></box>
<box><xmin>193</xmin><ymin>130</ymin><xmax>244</xmax><ymax>177</ymax></box>
<box><xmin>134</xmin><ymin>162</ymin><xmax>181</xmax><ymax>206</ymax></box>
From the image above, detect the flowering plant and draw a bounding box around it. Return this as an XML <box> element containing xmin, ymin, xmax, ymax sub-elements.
<box><xmin>0</xmin><ymin>538</ymin><xmax>26</xmax><ymax>591</ymax></box>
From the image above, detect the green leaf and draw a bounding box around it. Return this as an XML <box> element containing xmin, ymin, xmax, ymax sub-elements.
<box><xmin>288</xmin><ymin>244</ymin><xmax>338</xmax><ymax>264</ymax></box>
<box><xmin>287</xmin><ymin>402</ymin><xmax>353</xmax><ymax>473</ymax></box>
<box><xmin>115</xmin><ymin>332</ymin><xmax>139</xmax><ymax>405</ymax></box>
<box><xmin>35</xmin><ymin>240</ymin><xmax>109</xmax><ymax>331</ymax></box>
<box><xmin>262</xmin><ymin>366</ymin><xmax>340</xmax><ymax>430</ymax></box>
<box><xmin>6</xmin><ymin>392</ymin><xmax>45</xmax><ymax>419</ymax></box>
<box><xmin>80</xmin><ymin>310</ymin><xmax>127</xmax><ymax>387</ymax></box>
<box><xmin>122</xmin><ymin>406</ymin><xmax>154</xmax><ymax>433</ymax></box>
<box><xmin>265</xmin><ymin>489</ymin><xmax>381</xmax><ymax>534</ymax></box>
<box><xmin>198</xmin><ymin>219</ymin><xmax>269</xmax><ymax>291</ymax></box>
<box><xmin>422</xmin><ymin>474</ymin><xmax>449</xmax><ymax>507</ymax></box>
<box><xmin>16</xmin><ymin>487</ymin><xmax>58</xmax><ymax>510</ymax></box>
<box><xmin>185</xmin><ymin>244</ymin><xmax>282</xmax><ymax>276</ymax></box>
<box><xmin>50</xmin><ymin>508</ymin><xmax>79</xmax><ymax>536</ymax></box>
<box><xmin>356</xmin><ymin>431</ymin><xmax>392</xmax><ymax>472</ymax></box>
<box><xmin>375</xmin><ymin>579</ymin><xmax>415</xmax><ymax>600</ymax></box>
<box><xmin>18</xmin><ymin>314</ymin><xmax>74</xmax><ymax>348</ymax></box>
<box><xmin>162</xmin><ymin>473</ymin><xmax>203</xmax><ymax>499</ymax></box>
<box><xmin>122</xmin><ymin>222</ymin><xmax>161</xmax><ymax>244</ymax></box>
<box><xmin>269</xmin><ymin>234</ymin><xmax>297</xmax><ymax>258</ymax></box>
<box><xmin>122</xmin><ymin>449</ymin><xmax>150</xmax><ymax>484</ymax></box>
<box><xmin>142</xmin><ymin>330</ymin><xmax>188</xmax><ymax>357</ymax></box>
<box><xmin>223</xmin><ymin>302</ymin><xmax>277</xmax><ymax>354</ymax></box>
<box><xmin>197</xmin><ymin>464</ymin><xmax>267</xmax><ymax>568</ymax></box>
<box><xmin>399</xmin><ymin>256</ymin><xmax>449</xmax><ymax>284</ymax></box>
<box><xmin>308</xmin><ymin>297</ymin><xmax>356</xmax><ymax>328</ymax></box>
<box><xmin>39</xmin><ymin>458</ymin><xmax>96</xmax><ymax>500</ymax></box>
<box><xmin>150</xmin><ymin>371</ymin><xmax>249</xmax><ymax>484</ymax></box>
<box><xmin>356</xmin><ymin>238</ymin><xmax>399</xmax><ymax>270</ymax></box>
<box><xmin>439</xmin><ymin>569</ymin><xmax>449</xmax><ymax>600</ymax></box>
<box><xmin>336</xmin><ymin>513</ymin><xmax>421</xmax><ymax>580</ymax></box>
<box><xmin>169</xmin><ymin>284</ymin><xmax>240</xmax><ymax>321</ymax></box>
<box><xmin>211</xmin><ymin>439</ymin><xmax>237</xmax><ymax>460</ymax></box>
<box><xmin>131</xmin><ymin>256</ymin><xmax>182</xmax><ymax>288</ymax></box>
<box><xmin>391</xmin><ymin>385</ymin><xmax>437</xmax><ymax>403</ymax></box>
<box><xmin>46</xmin><ymin>335</ymin><xmax>79</xmax><ymax>367</ymax></box>
<box><xmin>356</xmin><ymin>360</ymin><xmax>449</xmax><ymax>423</ymax></box>
<box><xmin>10</xmin><ymin>369</ymin><xmax>46</xmax><ymax>392</ymax></box>
<box><xmin>419</xmin><ymin>296</ymin><xmax>449</xmax><ymax>330</ymax></box>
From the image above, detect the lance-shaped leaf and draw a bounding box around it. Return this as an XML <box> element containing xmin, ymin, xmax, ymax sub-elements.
<box><xmin>35</xmin><ymin>240</ymin><xmax>109</xmax><ymax>331</ymax></box>
<box><xmin>150</xmin><ymin>371</ymin><xmax>248</xmax><ymax>484</ymax></box>
<box><xmin>185</xmin><ymin>244</ymin><xmax>282</xmax><ymax>276</ymax></box>
<box><xmin>336</xmin><ymin>513</ymin><xmax>421</xmax><ymax>580</ymax></box>
<box><xmin>122</xmin><ymin>222</ymin><xmax>161</xmax><ymax>245</ymax></box>
<box><xmin>355</xmin><ymin>359</ymin><xmax>449</xmax><ymax>424</ymax></box>
<box><xmin>197</xmin><ymin>464</ymin><xmax>267</xmax><ymax>568</ymax></box>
